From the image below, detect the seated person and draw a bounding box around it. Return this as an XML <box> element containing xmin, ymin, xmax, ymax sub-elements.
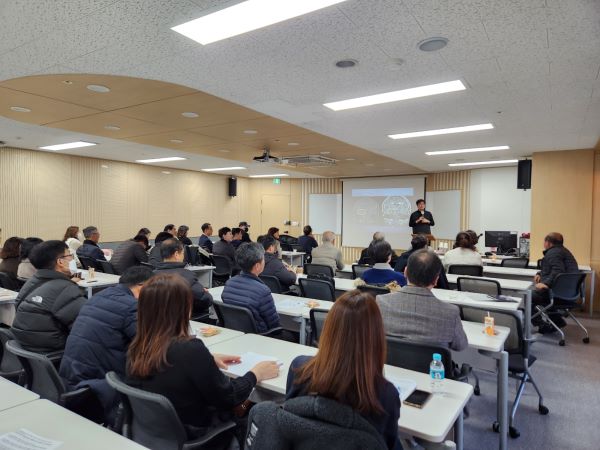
<box><xmin>532</xmin><ymin>232</ymin><xmax>579</xmax><ymax>332</ymax></box>
<box><xmin>267</xmin><ymin>227</ymin><xmax>283</xmax><ymax>258</ymax></box>
<box><xmin>177</xmin><ymin>225</ymin><xmax>193</xmax><ymax>246</ymax></box>
<box><xmin>17</xmin><ymin>237</ymin><xmax>43</xmax><ymax>280</ymax></box>
<box><xmin>147</xmin><ymin>231</ymin><xmax>173</xmax><ymax>267</ymax></box>
<box><xmin>153</xmin><ymin>238</ymin><xmax>213</xmax><ymax>317</ymax></box>
<box><xmin>358</xmin><ymin>232</ymin><xmax>398</xmax><ymax>266</ymax></box>
<box><xmin>395</xmin><ymin>234</ymin><xmax>428</xmax><ymax>273</ymax></box>
<box><xmin>213</xmin><ymin>226</ymin><xmax>240</xmax><ymax>272</ymax></box>
<box><xmin>76</xmin><ymin>226</ymin><xmax>106</xmax><ymax>263</ymax></box>
<box><xmin>222</xmin><ymin>243</ymin><xmax>280</xmax><ymax>333</ymax></box>
<box><xmin>362</xmin><ymin>240</ymin><xmax>406</xmax><ymax>286</ymax></box>
<box><xmin>198</xmin><ymin>223</ymin><xmax>214</xmax><ymax>252</ymax></box>
<box><xmin>110</xmin><ymin>234</ymin><xmax>149</xmax><ymax>275</ymax></box>
<box><xmin>126</xmin><ymin>274</ymin><xmax>279</xmax><ymax>442</ymax></box>
<box><xmin>442</xmin><ymin>232</ymin><xmax>482</xmax><ymax>270</ymax></box>
<box><xmin>257</xmin><ymin>235</ymin><xmax>297</xmax><ymax>292</ymax></box>
<box><xmin>376</xmin><ymin>249</ymin><xmax>467</xmax><ymax>351</ymax></box>
<box><xmin>239</xmin><ymin>221</ymin><xmax>252</xmax><ymax>243</ymax></box>
<box><xmin>12</xmin><ymin>240</ymin><xmax>86</xmax><ymax>352</ymax></box>
<box><xmin>310</xmin><ymin>231</ymin><xmax>344</xmax><ymax>273</ymax></box>
<box><xmin>59</xmin><ymin>266</ymin><xmax>154</xmax><ymax>425</ymax></box>
<box><xmin>286</xmin><ymin>290</ymin><xmax>401</xmax><ymax>450</ymax></box>
<box><xmin>0</xmin><ymin>236</ymin><xmax>23</xmax><ymax>279</ymax></box>
<box><xmin>164</xmin><ymin>223</ymin><xmax>177</xmax><ymax>238</ymax></box>
<box><xmin>231</xmin><ymin>227</ymin><xmax>244</xmax><ymax>249</ymax></box>
<box><xmin>297</xmin><ymin>225</ymin><xmax>318</xmax><ymax>256</ymax></box>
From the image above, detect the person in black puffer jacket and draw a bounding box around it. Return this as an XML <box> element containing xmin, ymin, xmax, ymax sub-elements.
<box><xmin>12</xmin><ymin>240</ymin><xmax>86</xmax><ymax>353</ymax></box>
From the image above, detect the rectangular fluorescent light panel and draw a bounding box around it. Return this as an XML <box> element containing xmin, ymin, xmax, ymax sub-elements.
<box><xmin>389</xmin><ymin>123</ymin><xmax>494</xmax><ymax>140</ymax></box>
<box><xmin>448</xmin><ymin>159</ymin><xmax>518</xmax><ymax>167</ymax></box>
<box><xmin>135</xmin><ymin>157</ymin><xmax>187</xmax><ymax>163</ymax></box>
<box><xmin>249</xmin><ymin>174</ymin><xmax>289</xmax><ymax>178</ymax></box>
<box><xmin>202</xmin><ymin>167</ymin><xmax>246</xmax><ymax>172</ymax></box>
<box><xmin>324</xmin><ymin>80</ymin><xmax>466</xmax><ymax>111</ymax></box>
<box><xmin>426</xmin><ymin>145</ymin><xmax>509</xmax><ymax>156</ymax></box>
<box><xmin>172</xmin><ymin>0</ymin><xmax>348</xmax><ymax>45</ymax></box>
<box><xmin>39</xmin><ymin>141</ymin><xmax>96</xmax><ymax>151</ymax></box>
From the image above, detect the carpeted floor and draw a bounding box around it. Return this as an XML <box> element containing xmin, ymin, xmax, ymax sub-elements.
<box><xmin>462</xmin><ymin>316</ymin><xmax>600</xmax><ymax>450</ymax></box>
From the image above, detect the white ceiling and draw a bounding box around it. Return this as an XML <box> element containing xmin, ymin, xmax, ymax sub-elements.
<box><xmin>0</xmin><ymin>0</ymin><xmax>599</xmax><ymax>174</ymax></box>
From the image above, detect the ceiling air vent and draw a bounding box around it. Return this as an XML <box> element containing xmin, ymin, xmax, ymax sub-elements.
<box><xmin>280</xmin><ymin>155</ymin><xmax>336</xmax><ymax>167</ymax></box>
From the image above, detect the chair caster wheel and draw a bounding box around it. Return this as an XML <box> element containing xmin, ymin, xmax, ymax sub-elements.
<box><xmin>559</xmin><ymin>339</ymin><xmax>565</xmax><ymax>346</ymax></box>
<box><xmin>509</xmin><ymin>426</ymin><xmax>520</xmax><ymax>438</ymax></box>
<box><xmin>583</xmin><ymin>337</ymin><xmax>590</xmax><ymax>344</ymax></box>
<box><xmin>539</xmin><ymin>404</ymin><xmax>549</xmax><ymax>415</ymax></box>
<box><xmin>474</xmin><ymin>386</ymin><xmax>480</xmax><ymax>396</ymax></box>
<box><xmin>492</xmin><ymin>422</ymin><xmax>499</xmax><ymax>433</ymax></box>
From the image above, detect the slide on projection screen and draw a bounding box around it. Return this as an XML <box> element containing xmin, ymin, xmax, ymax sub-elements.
<box><xmin>342</xmin><ymin>176</ymin><xmax>426</xmax><ymax>250</ymax></box>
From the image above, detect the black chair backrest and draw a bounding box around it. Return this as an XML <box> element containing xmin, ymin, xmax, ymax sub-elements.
<box><xmin>290</xmin><ymin>244</ymin><xmax>304</xmax><ymax>253</ymax></box>
<box><xmin>309</xmin><ymin>308</ymin><xmax>329</xmax><ymax>347</ymax></box>
<box><xmin>385</xmin><ymin>336</ymin><xmax>454</xmax><ymax>379</ymax></box>
<box><xmin>351</xmin><ymin>264</ymin><xmax>371</xmax><ymax>280</ymax></box>
<box><xmin>259</xmin><ymin>275</ymin><xmax>283</xmax><ymax>294</ymax></box>
<box><xmin>500</xmin><ymin>257</ymin><xmax>529</xmax><ymax>268</ymax></box>
<box><xmin>97</xmin><ymin>259</ymin><xmax>115</xmax><ymax>274</ymax></box>
<box><xmin>213</xmin><ymin>303</ymin><xmax>259</xmax><ymax>333</ymax></box>
<box><xmin>212</xmin><ymin>254</ymin><xmax>233</xmax><ymax>277</ymax></box>
<box><xmin>460</xmin><ymin>307</ymin><xmax>523</xmax><ymax>355</ymax></box>
<box><xmin>448</xmin><ymin>264</ymin><xmax>483</xmax><ymax>276</ymax></box>
<box><xmin>78</xmin><ymin>255</ymin><xmax>96</xmax><ymax>270</ymax></box>
<box><xmin>280</xmin><ymin>242</ymin><xmax>293</xmax><ymax>252</ymax></box>
<box><xmin>356</xmin><ymin>284</ymin><xmax>390</xmax><ymax>297</ymax></box>
<box><xmin>279</xmin><ymin>234</ymin><xmax>298</xmax><ymax>246</ymax></box>
<box><xmin>0</xmin><ymin>328</ymin><xmax>24</xmax><ymax>382</ymax></box>
<box><xmin>183</xmin><ymin>245</ymin><xmax>200</xmax><ymax>266</ymax></box>
<box><xmin>5</xmin><ymin>340</ymin><xmax>66</xmax><ymax>403</ymax></box>
<box><xmin>0</xmin><ymin>272</ymin><xmax>21</xmax><ymax>291</ymax></box>
<box><xmin>435</xmin><ymin>269</ymin><xmax>450</xmax><ymax>290</ymax></box>
<box><xmin>457</xmin><ymin>277</ymin><xmax>501</xmax><ymax>297</ymax></box>
<box><xmin>536</xmin><ymin>258</ymin><xmax>543</xmax><ymax>269</ymax></box>
<box><xmin>551</xmin><ymin>272</ymin><xmax>587</xmax><ymax>302</ymax></box>
<box><xmin>106</xmin><ymin>372</ymin><xmax>188</xmax><ymax>450</ymax></box>
<box><xmin>299</xmin><ymin>278</ymin><xmax>335</xmax><ymax>302</ymax></box>
<box><xmin>304</xmin><ymin>264</ymin><xmax>334</xmax><ymax>278</ymax></box>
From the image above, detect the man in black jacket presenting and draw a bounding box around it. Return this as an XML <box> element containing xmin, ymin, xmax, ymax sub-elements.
<box><xmin>408</xmin><ymin>199</ymin><xmax>435</xmax><ymax>235</ymax></box>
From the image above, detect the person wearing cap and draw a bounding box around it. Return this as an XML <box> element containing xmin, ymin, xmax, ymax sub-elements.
<box><xmin>239</xmin><ymin>221</ymin><xmax>252</xmax><ymax>243</ymax></box>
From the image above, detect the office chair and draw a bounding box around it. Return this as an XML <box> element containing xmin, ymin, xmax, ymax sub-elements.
<box><xmin>97</xmin><ymin>259</ymin><xmax>115</xmax><ymax>274</ymax></box>
<box><xmin>457</xmin><ymin>277</ymin><xmax>501</xmax><ymax>297</ymax></box>
<box><xmin>385</xmin><ymin>336</ymin><xmax>454</xmax><ymax>378</ymax></box>
<box><xmin>78</xmin><ymin>255</ymin><xmax>97</xmax><ymax>271</ymax></box>
<box><xmin>501</xmin><ymin>258</ymin><xmax>530</xmax><ymax>268</ymax></box>
<box><xmin>0</xmin><ymin>328</ymin><xmax>24</xmax><ymax>384</ymax></box>
<box><xmin>299</xmin><ymin>278</ymin><xmax>335</xmax><ymax>302</ymax></box>
<box><xmin>351</xmin><ymin>264</ymin><xmax>371</xmax><ymax>280</ymax></box>
<box><xmin>448</xmin><ymin>265</ymin><xmax>484</xmax><ymax>277</ymax></box>
<box><xmin>211</xmin><ymin>255</ymin><xmax>232</xmax><ymax>287</ymax></box>
<box><xmin>303</xmin><ymin>264</ymin><xmax>334</xmax><ymax>278</ymax></box>
<box><xmin>0</xmin><ymin>272</ymin><xmax>22</xmax><ymax>291</ymax></box>
<box><xmin>259</xmin><ymin>275</ymin><xmax>289</xmax><ymax>295</ymax></box>
<box><xmin>356</xmin><ymin>284</ymin><xmax>390</xmax><ymax>297</ymax></box>
<box><xmin>212</xmin><ymin>303</ymin><xmax>283</xmax><ymax>337</ymax></box>
<box><xmin>308</xmin><ymin>308</ymin><xmax>329</xmax><ymax>347</ymax></box>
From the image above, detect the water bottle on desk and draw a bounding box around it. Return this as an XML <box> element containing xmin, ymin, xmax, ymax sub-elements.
<box><xmin>430</xmin><ymin>353</ymin><xmax>445</xmax><ymax>394</ymax></box>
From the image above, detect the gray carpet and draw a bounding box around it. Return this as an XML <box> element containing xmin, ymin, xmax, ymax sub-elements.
<box><xmin>463</xmin><ymin>315</ymin><xmax>600</xmax><ymax>450</ymax></box>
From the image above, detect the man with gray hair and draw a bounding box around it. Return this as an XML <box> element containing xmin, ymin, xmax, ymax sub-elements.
<box><xmin>76</xmin><ymin>226</ymin><xmax>106</xmax><ymax>262</ymax></box>
<box><xmin>358</xmin><ymin>231</ymin><xmax>398</xmax><ymax>266</ymax></box>
<box><xmin>221</xmin><ymin>242</ymin><xmax>280</xmax><ymax>333</ymax></box>
<box><xmin>310</xmin><ymin>231</ymin><xmax>344</xmax><ymax>273</ymax></box>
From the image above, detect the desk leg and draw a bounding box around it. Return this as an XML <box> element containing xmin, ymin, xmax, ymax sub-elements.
<box><xmin>454</xmin><ymin>411</ymin><xmax>464</xmax><ymax>450</ymax></box>
<box><xmin>299</xmin><ymin>319</ymin><xmax>307</xmax><ymax>345</ymax></box>
<box><xmin>524</xmin><ymin>289</ymin><xmax>532</xmax><ymax>340</ymax></box>
<box><xmin>87</xmin><ymin>287</ymin><xmax>93</xmax><ymax>299</ymax></box>
<box><xmin>498</xmin><ymin>351</ymin><xmax>508</xmax><ymax>450</ymax></box>
<box><xmin>208</xmin><ymin>270</ymin><xmax>213</xmax><ymax>289</ymax></box>
<box><xmin>589</xmin><ymin>270</ymin><xmax>595</xmax><ymax>318</ymax></box>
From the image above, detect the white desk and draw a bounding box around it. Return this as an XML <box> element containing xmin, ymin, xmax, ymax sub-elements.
<box><xmin>0</xmin><ymin>377</ymin><xmax>39</xmax><ymax>412</ymax></box>
<box><xmin>432</xmin><ymin>289</ymin><xmax>522</xmax><ymax>313</ymax></box>
<box><xmin>0</xmin><ymin>288</ymin><xmax>18</xmax><ymax>326</ymax></box>
<box><xmin>189</xmin><ymin>321</ymin><xmax>245</xmax><ymax>347</ymax></box>
<box><xmin>0</xmin><ymin>399</ymin><xmax>148</xmax><ymax>449</ymax></box>
<box><xmin>186</xmin><ymin>265</ymin><xmax>215</xmax><ymax>288</ymax></box>
<box><xmin>211</xmin><ymin>334</ymin><xmax>472</xmax><ymax>448</ymax></box>
<box><xmin>78</xmin><ymin>271</ymin><xmax>121</xmax><ymax>299</ymax></box>
<box><xmin>336</xmin><ymin>266</ymin><xmax>354</xmax><ymax>279</ymax></box>
<box><xmin>281</xmin><ymin>251</ymin><xmax>306</xmax><ymax>267</ymax></box>
<box><xmin>445</xmin><ymin>274</ymin><xmax>532</xmax><ymax>293</ymax></box>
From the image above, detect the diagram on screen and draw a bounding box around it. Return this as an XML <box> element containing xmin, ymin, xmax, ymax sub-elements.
<box><xmin>382</xmin><ymin>195</ymin><xmax>412</xmax><ymax>225</ymax></box>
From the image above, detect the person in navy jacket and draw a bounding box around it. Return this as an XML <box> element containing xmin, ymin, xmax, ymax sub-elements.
<box><xmin>362</xmin><ymin>240</ymin><xmax>406</xmax><ymax>286</ymax></box>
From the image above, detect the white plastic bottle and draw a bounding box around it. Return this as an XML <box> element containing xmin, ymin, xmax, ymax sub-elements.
<box><xmin>430</xmin><ymin>353</ymin><xmax>445</xmax><ymax>394</ymax></box>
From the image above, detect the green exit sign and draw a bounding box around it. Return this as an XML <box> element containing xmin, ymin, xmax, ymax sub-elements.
<box><xmin>272</xmin><ymin>177</ymin><xmax>281</xmax><ymax>184</ymax></box>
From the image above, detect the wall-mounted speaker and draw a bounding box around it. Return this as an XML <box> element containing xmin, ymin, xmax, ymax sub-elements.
<box><xmin>228</xmin><ymin>176</ymin><xmax>237</xmax><ymax>197</ymax></box>
<box><xmin>517</xmin><ymin>159</ymin><xmax>532</xmax><ymax>190</ymax></box>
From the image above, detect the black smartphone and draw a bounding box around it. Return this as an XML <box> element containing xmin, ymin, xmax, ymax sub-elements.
<box><xmin>403</xmin><ymin>389</ymin><xmax>432</xmax><ymax>409</ymax></box>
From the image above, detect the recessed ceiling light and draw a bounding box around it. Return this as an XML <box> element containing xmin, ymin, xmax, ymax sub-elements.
<box><xmin>62</xmin><ymin>80</ymin><xmax>73</xmax><ymax>85</ymax></box>
<box><xmin>162</xmin><ymin>171</ymin><xmax>171</xmax><ymax>174</ymax></box>
<box><xmin>426</xmin><ymin>145</ymin><xmax>509</xmax><ymax>156</ymax></box>
<box><xmin>323</xmin><ymin>80</ymin><xmax>465</xmax><ymax>111</ymax></box>
<box><xmin>172</xmin><ymin>0</ymin><xmax>349</xmax><ymax>45</ymax></box>
<box><xmin>287</xmin><ymin>142</ymin><xmax>300</xmax><ymax>146</ymax></box>
<box><xmin>40</xmin><ymin>141</ymin><xmax>96</xmax><ymax>151</ymax></box>
<box><xmin>101</xmin><ymin>164</ymin><xmax>109</xmax><ymax>169</ymax></box>
<box><xmin>104</xmin><ymin>125</ymin><xmax>121</xmax><ymax>131</ymax></box>
<box><xmin>335</xmin><ymin>59</ymin><xmax>358</xmax><ymax>68</ymax></box>
<box><xmin>345</xmin><ymin>158</ymin><xmax>355</xmax><ymax>161</ymax></box>
<box><xmin>86</xmin><ymin>84</ymin><xmax>110</xmax><ymax>93</ymax></box>
<box><xmin>448</xmin><ymin>159</ymin><xmax>518</xmax><ymax>167</ymax></box>
<box><xmin>181</xmin><ymin>112</ymin><xmax>199</xmax><ymax>118</ymax></box>
<box><xmin>169</xmin><ymin>139</ymin><xmax>184</xmax><ymax>144</ymax></box>
<box><xmin>389</xmin><ymin>123</ymin><xmax>493</xmax><ymax>140</ymax></box>
<box><xmin>218</xmin><ymin>149</ymin><xmax>231</xmax><ymax>153</ymax></box>
<box><xmin>249</xmin><ymin>174</ymin><xmax>290</xmax><ymax>178</ymax></box>
<box><xmin>10</xmin><ymin>106</ymin><xmax>31</xmax><ymax>113</ymax></box>
<box><xmin>136</xmin><ymin>157</ymin><xmax>187</xmax><ymax>163</ymax></box>
<box><xmin>366</xmin><ymin>163</ymin><xmax>375</xmax><ymax>167</ymax></box>
<box><xmin>202</xmin><ymin>166</ymin><xmax>246</xmax><ymax>172</ymax></box>
<box><xmin>320</xmin><ymin>151</ymin><xmax>331</xmax><ymax>155</ymax></box>
<box><xmin>418</xmin><ymin>37</ymin><xmax>449</xmax><ymax>52</ymax></box>
<box><xmin>243</xmin><ymin>129</ymin><xmax>258</xmax><ymax>134</ymax></box>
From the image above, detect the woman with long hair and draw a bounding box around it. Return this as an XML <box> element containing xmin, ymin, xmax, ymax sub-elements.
<box><xmin>177</xmin><ymin>225</ymin><xmax>192</xmax><ymax>245</ymax></box>
<box><xmin>127</xmin><ymin>274</ymin><xmax>279</xmax><ymax>443</ymax></box>
<box><xmin>267</xmin><ymin>226</ymin><xmax>282</xmax><ymax>258</ymax></box>
<box><xmin>0</xmin><ymin>236</ymin><xmax>23</xmax><ymax>278</ymax></box>
<box><xmin>63</xmin><ymin>225</ymin><xmax>82</xmax><ymax>268</ymax></box>
<box><xmin>443</xmin><ymin>231</ymin><xmax>482</xmax><ymax>270</ymax></box>
<box><xmin>286</xmin><ymin>290</ymin><xmax>401</xmax><ymax>449</ymax></box>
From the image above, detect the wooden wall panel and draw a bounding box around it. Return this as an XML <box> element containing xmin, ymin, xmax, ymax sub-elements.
<box><xmin>590</xmin><ymin>150</ymin><xmax>600</xmax><ymax>312</ymax></box>
<box><xmin>35</xmin><ymin>152</ymin><xmax>71</xmax><ymax>240</ymax></box>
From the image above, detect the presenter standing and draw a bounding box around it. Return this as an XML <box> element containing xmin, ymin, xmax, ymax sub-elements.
<box><xmin>409</xmin><ymin>199</ymin><xmax>435</xmax><ymax>235</ymax></box>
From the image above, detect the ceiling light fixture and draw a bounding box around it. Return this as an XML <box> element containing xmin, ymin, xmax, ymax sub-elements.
<box><xmin>135</xmin><ymin>157</ymin><xmax>187</xmax><ymax>163</ymax></box>
<box><xmin>10</xmin><ymin>106</ymin><xmax>31</xmax><ymax>113</ymax></box>
<box><xmin>335</xmin><ymin>59</ymin><xmax>357</xmax><ymax>68</ymax></box>
<box><xmin>104</xmin><ymin>125</ymin><xmax>121</xmax><ymax>131</ymax></box>
<box><xmin>243</xmin><ymin>129</ymin><xmax>258</xmax><ymax>134</ymax></box>
<box><xmin>162</xmin><ymin>171</ymin><xmax>171</xmax><ymax>174</ymax></box>
<box><xmin>287</xmin><ymin>142</ymin><xmax>299</xmax><ymax>146</ymax></box>
<box><xmin>172</xmin><ymin>0</ymin><xmax>349</xmax><ymax>45</ymax></box>
<box><xmin>39</xmin><ymin>141</ymin><xmax>96</xmax><ymax>151</ymax></box>
<box><xmin>218</xmin><ymin>149</ymin><xmax>231</xmax><ymax>153</ymax></box>
<box><xmin>323</xmin><ymin>80</ymin><xmax>465</xmax><ymax>111</ymax></box>
<box><xmin>101</xmin><ymin>165</ymin><xmax>109</xmax><ymax>169</ymax></box>
<box><xmin>320</xmin><ymin>151</ymin><xmax>331</xmax><ymax>155</ymax></box>
<box><xmin>418</xmin><ymin>37</ymin><xmax>449</xmax><ymax>52</ymax></box>
<box><xmin>62</xmin><ymin>80</ymin><xmax>73</xmax><ymax>85</ymax></box>
<box><xmin>389</xmin><ymin>123</ymin><xmax>493</xmax><ymax>140</ymax></box>
<box><xmin>169</xmin><ymin>139</ymin><xmax>184</xmax><ymax>144</ymax></box>
<box><xmin>86</xmin><ymin>84</ymin><xmax>110</xmax><ymax>93</ymax></box>
<box><xmin>249</xmin><ymin>173</ymin><xmax>290</xmax><ymax>178</ymax></box>
<box><xmin>181</xmin><ymin>112</ymin><xmax>199</xmax><ymax>118</ymax></box>
<box><xmin>426</xmin><ymin>145</ymin><xmax>509</xmax><ymax>156</ymax></box>
<box><xmin>202</xmin><ymin>166</ymin><xmax>247</xmax><ymax>172</ymax></box>
<box><xmin>345</xmin><ymin>158</ymin><xmax>355</xmax><ymax>161</ymax></box>
<box><xmin>448</xmin><ymin>159</ymin><xmax>518</xmax><ymax>167</ymax></box>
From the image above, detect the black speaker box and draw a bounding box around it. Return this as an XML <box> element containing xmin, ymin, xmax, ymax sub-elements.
<box><xmin>228</xmin><ymin>176</ymin><xmax>237</xmax><ymax>197</ymax></box>
<box><xmin>517</xmin><ymin>160</ymin><xmax>532</xmax><ymax>190</ymax></box>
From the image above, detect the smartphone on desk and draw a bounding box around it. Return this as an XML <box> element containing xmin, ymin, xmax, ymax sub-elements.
<box><xmin>403</xmin><ymin>389</ymin><xmax>432</xmax><ymax>409</ymax></box>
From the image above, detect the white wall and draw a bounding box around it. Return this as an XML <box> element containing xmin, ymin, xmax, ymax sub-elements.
<box><xmin>468</xmin><ymin>166</ymin><xmax>531</xmax><ymax>250</ymax></box>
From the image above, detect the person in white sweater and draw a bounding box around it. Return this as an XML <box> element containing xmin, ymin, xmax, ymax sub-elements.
<box><xmin>443</xmin><ymin>231</ymin><xmax>482</xmax><ymax>270</ymax></box>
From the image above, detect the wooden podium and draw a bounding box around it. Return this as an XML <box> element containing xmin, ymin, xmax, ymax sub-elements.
<box><xmin>412</xmin><ymin>233</ymin><xmax>435</xmax><ymax>245</ymax></box>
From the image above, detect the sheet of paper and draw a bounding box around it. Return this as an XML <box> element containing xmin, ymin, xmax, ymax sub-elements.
<box><xmin>0</xmin><ymin>429</ymin><xmax>63</xmax><ymax>450</ymax></box>
<box><xmin>224</xmin><ymin>352</ymin><xmax>279</xmax><ymax>377</ymax></box>
<box><xmin>387</xmin><ymin>377</ymin><xmax>417</xmax><ymax>402</ymax></box>
<box><xmin>276</xmin><ymin>299</ymin><xmax>308</xmax><ymax>309</ymax></box>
